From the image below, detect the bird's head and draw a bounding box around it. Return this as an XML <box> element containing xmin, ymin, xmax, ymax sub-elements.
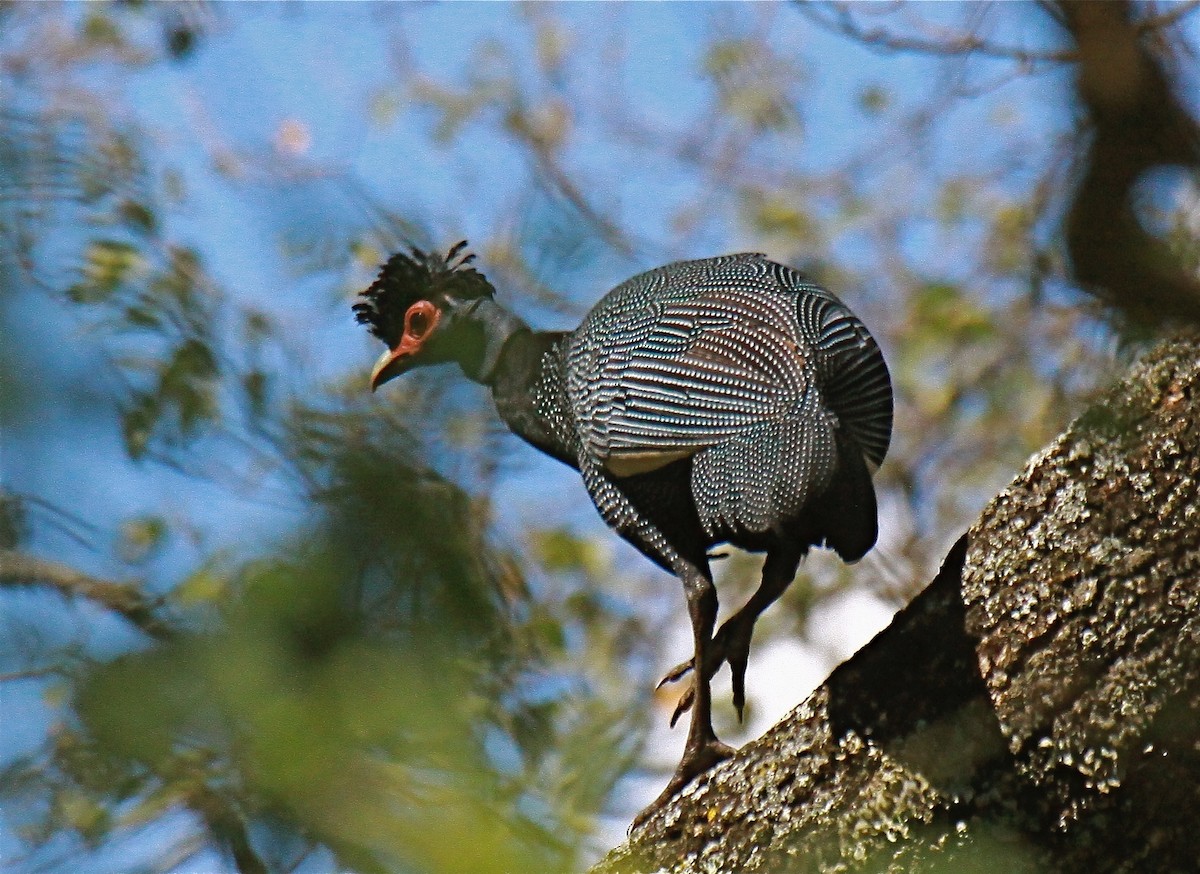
<box><xmin>353</xmin><ymin>241</ymin><xmax>497</xmax><ymax>390</ymax></box>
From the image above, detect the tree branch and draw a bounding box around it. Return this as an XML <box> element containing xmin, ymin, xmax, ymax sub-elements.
<box><xmin>1136</xmin><ymin>0</ymin><xmax>1200</xmax><ymax>35</ymax></box>
<box><xmin>0</xmin><ymin>549</ymin><xmax>173</xmax><ymax>639</ymax></box>
<box><xmin>191</xmin><ymin>785</ymin><xmax>269</xmax><ymax>874</ymax></box>
<box><xmin>795</xmin><ymin>1</ymin><xmax>1200</xmax><ymax>68</ymax></box>
<box><xmin>594</xmin><ymin>331</ymin><xmax>1200</xmax><ymax>872</ymax></box>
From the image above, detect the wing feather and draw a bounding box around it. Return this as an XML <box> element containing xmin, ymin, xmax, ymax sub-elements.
<box><xmin>568</xmin><ymin>259</ymin><xmax>811</xmax><ymax>472</ymax></box>
<box><xmin>567</xmin><ymin>253</ymin><xmax>892</xmax><ymax>480</ymax></box>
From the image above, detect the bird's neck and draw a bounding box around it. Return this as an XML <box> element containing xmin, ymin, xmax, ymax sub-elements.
<box><xmin>452</xmin><ymin>298</ymin><xmax>576</xmax><ymax>465</ymax></box>
<box><xmin>454</xmin><ymin>298</ymin><xmax>531</xmax><ymax>385</ymax></box>
<box><xmin>488</xmin><ymin>326</ymin><xmax>578</xmax><ymax>468</ymax></box>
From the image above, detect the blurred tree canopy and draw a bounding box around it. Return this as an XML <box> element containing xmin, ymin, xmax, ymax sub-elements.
<box><xmin>1</xmin><ymin>2</ymin><xmax>1198</xmax><ymax>873</ymax></box>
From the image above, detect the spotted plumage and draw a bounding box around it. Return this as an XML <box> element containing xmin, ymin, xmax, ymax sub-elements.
<box><xmin>563</xmin><ymin>254</ymin><xmax>889</xmax><ymax>564</ymax></box>
<box><xmin>357</xmin><ymin>244</ymin><xmax>893</xmax><ymax>824</ymax></box>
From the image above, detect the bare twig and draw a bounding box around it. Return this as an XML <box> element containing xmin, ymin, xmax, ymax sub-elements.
<box><xmin>525</xmin><ymin>137</ymin><xmax>639</xmax><ymax>259</ymax></box>
<box><xmin>797</xmin><ymin>0</ymin><xmax>1200</xmax><ymax>66</ymax></box>
<box><xmin>1137</xmin><ymin>0</ymin><xmax>1200</xmax><ymax>34</ymax></box>
<box><xmin>0</xmin><ymin>666</ymin><xmax>62</xmax><ymax>683</ymax></box>
<box><xmin>795</xmin><ymin>1</ymin><xmax>1076</xmax><ymax>65</ymax></box>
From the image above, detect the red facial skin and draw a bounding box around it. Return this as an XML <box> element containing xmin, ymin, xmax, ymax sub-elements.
<box><xmin>370</xmin><ymin>300</ymin><xmax>442</xmax><ymax>390</ymax></box>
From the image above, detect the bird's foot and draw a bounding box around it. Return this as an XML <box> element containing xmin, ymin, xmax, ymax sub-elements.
<box><xmin>629</xmin><ymin>737</ymin><xmax>736</xmax><ymax>832</ymax></box>
<box><xmin>659</xmin><ymin>618</ymin><xmax>755</xmax><ymax>724</ymax></box>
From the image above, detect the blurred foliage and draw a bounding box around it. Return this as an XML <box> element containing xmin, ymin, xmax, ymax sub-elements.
<box><xmin>0</xmin><ymin>1</ymin><xmax>1197</xmax><ymax>873</ymax></box>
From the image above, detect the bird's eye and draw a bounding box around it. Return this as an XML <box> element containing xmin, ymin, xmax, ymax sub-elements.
<box><xmin>405</xmin><ymin>303</ymin><xmax>437</xmax><ymax>340</ymax></box>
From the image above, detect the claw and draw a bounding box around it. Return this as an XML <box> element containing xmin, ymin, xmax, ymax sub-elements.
<box><xmin>726</xmin><ymin>624</ymin><xmax>753</xmax><ymax>723</ymax></box>
<box><xmin>659</xmin><ymin>618</ymin><xmax>759</xmax><ymax>726</ymax></box>
<box><xmin>659</xmin><ymin>625</ymin><xmax>732</xmax><ymax>725</ymax></box>
<box><xmin>669</xmin><ymin>686</ymin><xmax>695</xmax><ymax>727</ymax></box>
<box><xmin>730</xmin><ymin>657</ymin><xmax>747</xmax><ymax>723</ymax></box>
<box><xmin>657</xmin><ymin>657</ymin><xmax>695</xmax><ymax>689</ymax></box>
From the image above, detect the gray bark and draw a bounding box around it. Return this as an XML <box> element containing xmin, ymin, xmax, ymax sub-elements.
<box><xmin>593</xmin><ymin>332</ymin><xmax>1200</xmax><ymax>873</ymax></box>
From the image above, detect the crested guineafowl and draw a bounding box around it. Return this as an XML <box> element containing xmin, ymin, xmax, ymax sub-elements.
<box><xmin>354</xmin><ymin>242</ymin><xmax>893</xmax><ymax>822</ymax></box>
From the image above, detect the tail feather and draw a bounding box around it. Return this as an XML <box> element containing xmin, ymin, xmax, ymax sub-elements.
<box><xmin>816</xmin><ymin>432</ymin><xmax>878</xmax><ymax>562</ymax></box>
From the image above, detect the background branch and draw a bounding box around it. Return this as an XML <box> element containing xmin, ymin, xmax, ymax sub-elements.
<box><xmin>0</xmin><ymin>549</ymin><xmax>173</xmax><ymax>640</ymax></box>
<box><xmin>1059</xmin><ymin>0</ymin><xmax>1200</xmax><ymax>325</ymax></box>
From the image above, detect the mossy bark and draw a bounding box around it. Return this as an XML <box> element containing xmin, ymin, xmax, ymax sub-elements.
<box><xmin>593</xmin><ymin>332</ymin><xmax>1200</xmax><ymax>874</ymax></box>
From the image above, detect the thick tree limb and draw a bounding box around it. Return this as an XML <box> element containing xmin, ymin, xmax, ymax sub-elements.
<box><xmin>0</xmin><ymin>549</ymin><xmax>173</xmax><ymax>639</ymax></box>
<box><xmin>594</xmin><ymin>332</ymin><xmax>1200</xmax><ymax>872</ymax></box>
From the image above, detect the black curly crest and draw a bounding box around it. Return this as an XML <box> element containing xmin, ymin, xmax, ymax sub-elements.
<box><xmin>352</xmin><ymin>241</ymin><xmax>495</xmax><ymax>347</ymax></box>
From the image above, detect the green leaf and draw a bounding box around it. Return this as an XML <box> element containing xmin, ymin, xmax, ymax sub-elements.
<box><xmin>81</xmin><ymin>11</ymin><xmax>122</xmax><ymax>49</ymax></box>
<box><xmin>745</xmin><ymin>191</ymin><xmax>817</xmax><ymax>244</ymax></box>
<box><xmin>531</xmin><ymin>528</ymin><xmax>604</xmax><ymax>576</ymax></box>
<box><xmin>120</xmin><ymin>392</ymin><xmax>159</xmax><ymax>460</ymax></box>
<box><xmin>55</xmin><ymin>787</ymin><xmax>109</xmax><ymax>842</ymax></box>
<box><xmin>117</xmin><ymin>516</ymin><xmax>168</xmax><ymax>564</ymax></box>
<box><xmin>118</xmin><ymin>200</ymin><xmax>158</xmax><ymax>234</ymax></box>
<box><xmin>70</xmin><ymin>240</ymin><xmax>144</xmax><ymax>303</ymax></box>
<box><xmin>173</xmin><ymin>568</ymin><xmax>228</xmax><ymax>607</ymax></box>
<box><xmin>243</xmin><ymin>370</ymin><xmax>268</xmax><ymax>417</ymax></box>
<box><xmin>859</xmin><ymin>84</ymin><xmax>891</xmax><ymax>115</ymax></box>
<box><xmin>704</xmin><ymin>39</ymin><xmax>753</xmax><ymax>78</ymax></box>
<box><xmin>43</xmin><ymin>680</ymin><xmax>70</xmax><ymax>709</ymax></box>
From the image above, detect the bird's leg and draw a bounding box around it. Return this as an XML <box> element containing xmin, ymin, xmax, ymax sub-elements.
<box><xmin>633</xmin><ymin>563</ymin><xmax>734</xmax><ymax>830</ymax></box>
<box><xmin>660</xmin><ymin>547</ymin><xmax>803</xmax><ymax>723</ymax></box>
<box><xmin>678</xmin><ymin>563</ymin><xmax>735</xmax><ymax>767</ymax></box>
<box><xmin>722</xmin><ymin>549</ymin><xmax>799</xmax><ymax>720</ymax></box>
<box><xmin>659</xmin><ymin>625</ymin><xmax>729</xmax><ymax>727</ymax></box>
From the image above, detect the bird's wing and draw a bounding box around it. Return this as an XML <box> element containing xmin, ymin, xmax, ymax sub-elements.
<box><xmin>569</xmin><ymin>269</ymin><xmax>813</xmax><ymax>477</ymax></box>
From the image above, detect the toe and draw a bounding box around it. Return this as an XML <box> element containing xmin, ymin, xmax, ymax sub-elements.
<box><xmin>732</xmin><ymin>673</ymin><xmax>746</xmax><ymax>723</ymax></box>
<box><xmin>669</xmin><ymin>687</ymin><xmax>695</xmax><ymax>727</ymax></box>
<box><xmin>726</xmin><ymin>625</ymin><xmax>754</xmax><ymax>720</ymax></box>
<box><xmin>657</xmin><ymin>657</ymin><xmax>695</xmax><ymax>689</ymax></box>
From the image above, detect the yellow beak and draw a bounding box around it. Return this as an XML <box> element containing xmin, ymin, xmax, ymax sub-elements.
<box><xmin>370</xmin><ymin>346</ymin><xmax>407</xmax><ymax>391</ymax></box>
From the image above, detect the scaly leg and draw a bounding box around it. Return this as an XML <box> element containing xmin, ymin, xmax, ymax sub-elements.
<box><xmin>660</xmin><ymin>547</ymin><xmax>803</xmax><ymax>723</ymax></box>
<box><xmin>632</xmin><ymin>562</ymin><xmax>734</xmax><ymax>830</ymax></box>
